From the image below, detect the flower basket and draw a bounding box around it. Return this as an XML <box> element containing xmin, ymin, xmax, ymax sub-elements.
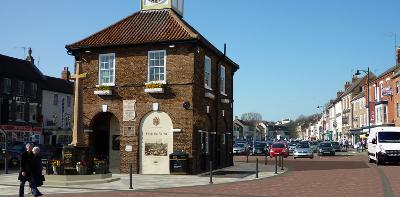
<box><xmin>76</xmin><ymin>161</ymin><xmax>88</xmax><ymax>175</ymax></box>
<box><xmin>144</xmin><ymin>81</ymin><xmax>165</xmax><ymax>93</ymax></box>
<box><xmin>51</xmin><ymin>160</ymin><xmax>63</xmax><ymax>175</ymax></box>
<box><xmin>93</xmin><ymin>158</ymin><xmax>107</xmax><ymax>174</ymax></box>
<box><xmin>94</xmin><ymin>85</ymin><xmax>113</xmax><ymax>95</ymax></box>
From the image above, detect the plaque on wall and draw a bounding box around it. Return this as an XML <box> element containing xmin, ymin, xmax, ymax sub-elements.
<box><xmin>123</xmin><ymin>100</ymin><xmax>136</xmax><ymax>121</ymax></box>
<box><xmin>123</xmin><ymin>126</ymin><xmax>135</xmax><ymax>136</ymax></box>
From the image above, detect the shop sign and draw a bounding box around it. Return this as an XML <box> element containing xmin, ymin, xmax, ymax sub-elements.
<box><xmin>0</xmin><ymin>125</ymin><xmax>42</xmax><ymax>133</ymax></box>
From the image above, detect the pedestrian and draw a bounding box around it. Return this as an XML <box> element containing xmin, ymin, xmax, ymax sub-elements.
<box><xmin>18</xmin><ymin>143</ymin><xmax>33</xmax><ymax>197</ymax></box>
<box><xmin>344</xmin><ymin>139</ymin><xmax>349</xmax><ymax>152</ymax></box>
<box><xmin>361</xmin><ymin>139</ymin><xmax>365</xmax><ymax>152</ymax></box>
<box><xmin>30</xmin><ymin>146</ymin><xmax>44</xmax><ymax>197</ymax></box>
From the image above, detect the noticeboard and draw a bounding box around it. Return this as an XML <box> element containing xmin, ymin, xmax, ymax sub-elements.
<box><xmin>62</xmin><ymin>147</ymin><xmax>75</xmax><ymax>168</ymax></box>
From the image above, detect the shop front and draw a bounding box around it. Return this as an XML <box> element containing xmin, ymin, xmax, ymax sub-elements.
<box><xmin>0</xmin><ymin>125</ymin><xmax>42</xmax><ymax>144</ymax></box>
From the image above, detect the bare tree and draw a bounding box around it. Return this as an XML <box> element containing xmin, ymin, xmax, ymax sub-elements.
<box><xmin>241</xmin><ymin>112</ymin><xmax>262</xmax><ymax>125</ymax></box>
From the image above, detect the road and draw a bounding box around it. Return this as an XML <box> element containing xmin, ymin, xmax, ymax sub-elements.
<box><xmin>3</xmin><ymin>151</ymin><xmax>399</xmax><ymax>197</ymax></box>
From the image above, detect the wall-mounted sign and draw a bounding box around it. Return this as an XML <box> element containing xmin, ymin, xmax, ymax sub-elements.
<box><xmin>125</xmin><ymin>145</ymin><xmax>133</xmax><ymax>152</ymax></box>
<box><xmin>123</xmin><ymin>126</ymin><xmax>135</xmax><ymax>136</ymax></box>
<box><xmin>382</xmin><ymin>87</ymin><xmax>393</xmax><ymax>96</ymax></box>
<box><xmin>123</xmin><ymin>100</ymin><xmax>136</xmax><ymax>121</ymax></box>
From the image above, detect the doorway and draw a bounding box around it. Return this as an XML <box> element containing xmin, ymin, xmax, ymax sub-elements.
<box><xmin>90</xmin><ymin>112</ymin><xmax>120</xmax><ymax>173</ymax></box>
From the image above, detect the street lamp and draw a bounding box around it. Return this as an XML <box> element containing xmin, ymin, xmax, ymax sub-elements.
<box><xmin>355</xmin><ymin>67</ymin><xmax>371</xmax><ymax>134</ymax></box>
<box><xmin>317</xmin><ymin>106</ymin><xmax>324</xmax><ymax>140</ymax></box>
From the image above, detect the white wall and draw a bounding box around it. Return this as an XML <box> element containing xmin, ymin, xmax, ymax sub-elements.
<box><xmin>42</xmin><ymin>90</ymin><xmax>73</xmax><ymax>130</ymax></box>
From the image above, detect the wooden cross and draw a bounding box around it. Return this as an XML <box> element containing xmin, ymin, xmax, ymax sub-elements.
<box><xmin>70</xmin><ymin>61</ymin><xmax>87</xmax><ymax>147</ymax></box>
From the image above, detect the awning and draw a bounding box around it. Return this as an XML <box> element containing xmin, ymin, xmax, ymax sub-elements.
<box><xmin>360</xmin><ymin>134</ymin><xmax>368</xmax><ymax>139</ymax></box>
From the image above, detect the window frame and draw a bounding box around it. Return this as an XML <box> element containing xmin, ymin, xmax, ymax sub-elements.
<box><xmin>3</xmin><ymin>78</ymin><xmax>12</xmax><ymax>94</ymax></box>
<box><xmin>30</xmin><ymin>82</ymin><xmax>37</xmax><ymax>98</ymax></box>
<box><xmin>147</xmin><ymin>50</ymin><xmax>167</xmax><ymax>83</ymax></box>
<box><xmin>220</xmin><ymin>65</ymin><xmax>226</xmax><ymax>95</ymax></box>
<box><xmin>204</xmin><ymin>56</ymin><xmax>212</xmax><ymax>90</ymax></box>
<box><xmin>53</xmin><ymin>94</ymin><xmax>59</xmax><ymax>106</ymax></box>
<box><xmin>16</xmin><ymin>80</ymin><xmax>24</xmax><ymax>96</ymax></box>
<box><xmin>16</xmin><ymin>102</ymin><xmax>25</xmax><ymax>122</ymax></box>
<box><xmin>29</xmin><ymin>103</ymin><xmax>38</xmax><ymax>123</ymax></box>
<box><xmin>98</xmin><ymin>53</ymin><xmax>116</xmax><ymax>86</ymax></box>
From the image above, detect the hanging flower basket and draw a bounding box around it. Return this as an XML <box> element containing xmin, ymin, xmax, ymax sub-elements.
<box><xmin>94</xmin><ymin>85</ymin><xmax>113</xmax><ymax>95</ymax></box>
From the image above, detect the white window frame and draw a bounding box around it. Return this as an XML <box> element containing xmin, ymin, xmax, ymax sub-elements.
<box><xmin>147</xmin><ymin>50</ymin><xmax>166</xmax><ymax>83</ymax></box>
<box><xmin>204</xmin><ymin>56</ymin><xmax>212</xmax><ymax>90</ymax></box>
<box><xmin>29</xmin><ymin>103</ymin><xmax>38</xmax><ymax>123</ymax></box>
<box><xmin>16</xmin><ymin>102</ymin><xmax>25</xmax><ymax>122</ymax></box>
<box><xmin>53</xmin><ymin>94</ymin><xmax>58</xmax><ymax>106</ymax></box>
<box><xmin>220</xmin><ymin>65</ymin><xmax>226</xmax><ymax>95</ymax></box>
<box><xmin>98</xmin><ymin>53</ymin><xmax>116</xmax><ymax>86</ymax></box>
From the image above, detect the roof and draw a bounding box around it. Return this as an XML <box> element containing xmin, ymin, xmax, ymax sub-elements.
<box><xmin>371</xmin><ymin>65</ymin><xmax>398</xmax><ymax>83</ymax></box>
<box><xmin>0</xmin><ymin>54</ymin><xmax>44</xmax><ymax>81</ymax></box>
<box><xmin>352</xmin><ymin>91</ymin><xmax>365</xmax><ymax>101</ymax></box>
<box><xmin>342</xmin><ymin>73</ymin><xmax>375</xmax><ymax>97</ymax></box>
<box><xmin>43</xmin><ymin>76</ymin><xmax>74</xmax><ymax>94</ymax></box>
<box><xmin>66</xmin><ymin>9</ymin><xmax>239</xmax><ymax>70</ymax></box>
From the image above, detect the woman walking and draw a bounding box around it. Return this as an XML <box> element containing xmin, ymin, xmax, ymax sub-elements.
<box><xmin>18</xmin><ymin>143</ymin><xmax>33</xmax><ymax>197</ymax></box>
<box><xmin>30</xmin><ymin>146</ymin><xmax>44</xmax><ymax>197</ymax></box>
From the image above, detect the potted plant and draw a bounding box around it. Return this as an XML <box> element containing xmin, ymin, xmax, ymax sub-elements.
<box><xmin>144</xmin><ymin>81</ymin><xmax>165</xmax><ymax>93</ymax></box>
<box><xmin>51</xmin><ymin>159</ymin><xmax>63</xmax><ymax>175</ymax></box>
<box><xmin>94</xmin><ymin>85</ymin><xmax>113</xmax><ymax>95</ymax></box>
<box><xmin>76</xmin><ymin>160</ymin><xmax>88</xmax><ymax>175</ymax></box>
<box><xmin>93</xmin><ymin>158</ymin><xmax>107</xmax><ymax>174</ymax></box>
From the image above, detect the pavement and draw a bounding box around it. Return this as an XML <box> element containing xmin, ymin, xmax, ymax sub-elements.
<box><xmin>0</xmin><ymin>160</ymin><xmax>286</xmax><ymax>196</ymax></box>
<box><xmin>2</xmin><ymin>150</ymin><xmax>399</xmax><ymax>197</ymax></box>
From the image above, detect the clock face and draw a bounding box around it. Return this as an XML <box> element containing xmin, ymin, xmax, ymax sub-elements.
<box><xmin>146</xmin><ymin>0</ymin><xmax>168</xmax><ymax>5</ymax></box>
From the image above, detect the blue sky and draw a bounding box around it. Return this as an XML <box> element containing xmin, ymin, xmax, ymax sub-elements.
<box><xmin>1</xmin><ymin>0</ymin><xmax>399</xmax><ymax>121</ymax></box>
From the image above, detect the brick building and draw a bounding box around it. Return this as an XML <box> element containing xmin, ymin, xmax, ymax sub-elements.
<box><xmin>391</xmin><ymin>48</ymin><xmax>400</xmax><ymax>127</ymax></box>
<box><xmin>0</xmin><ymin>50</ymin><xmax>44</xmax><ymax>144</ymax></box>
<box><xmin>66</xmin><ymin>0</ymin><xmax>239</xmax><ymax>174</ymax></box>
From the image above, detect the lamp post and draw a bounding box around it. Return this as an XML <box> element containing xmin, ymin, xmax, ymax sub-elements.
<box><xmin>355</xmin><ymin>67</ymin><xmax>371</xmax><ymax>134</ymax></box>
<box><xmin>317</xmin><ymin>106</ymin><xmax>324</xmax><ymax>140</ymax></box>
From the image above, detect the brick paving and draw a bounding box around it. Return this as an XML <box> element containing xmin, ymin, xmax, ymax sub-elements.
<box><xmin>5</xmin><ymin>153</ymin><xmax>399</xmax><ymax>197</ymax></box>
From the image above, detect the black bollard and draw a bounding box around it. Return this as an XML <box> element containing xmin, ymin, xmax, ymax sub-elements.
<box><xmin>256</xmin><ymin>158</ymin><xmax>259</xmax><ymax>178</ymax></box>
<box><xmin>265</xmin><ymin>154</ymin><xmax>268</xmax><ymax>165</ymax></box>
<box><xmin>129</xmin><ymin>163</ymin><xmax>133</xmax><ymax>189</ymax></box>
<box><xmin>209</xmin><ymin>160</ymin><xmax>213</xmax><ymax>184</ymax></box>
<box><xmin>246</xmin><ymin>150</ymin><xmax>249</xmax><ymax>163</ymax></box>
<box><xmin>4</xmin><ymin>151</ymin><xmax>8</xmax><ymax>174</ymax></box>
<box><xmin>274</xmin><ymin>156</ymin><xmax>278</xmax><ymax>174</ymax></box>
<box><xmin>281</xmin><ymin>155</ymin><xmax>284</xmax><ymax>171</ymax></box>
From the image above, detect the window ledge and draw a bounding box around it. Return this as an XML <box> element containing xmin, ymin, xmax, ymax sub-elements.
<box><xmin>16</xmin><ymin>120</ymin><xmax>25</xmax><ymax>122</ymax></box>
<box><xmin>205</xmin><ymin>92</ymin><xmax>215</xmax><ymax>100</ymax></box>
<box><xmin>220</xmin><ymin>92</ymin><xmax>228</xmax><ymax>97</ymax></box>
<box><xmin>96</xmin><ymin>84</ymin><xmax>115</xmax><ymax>87</ymax></box>
<box><xmin>205</xmin><ymin>86</ymin><xmax>213</xmax><ymax>91</ymax></box>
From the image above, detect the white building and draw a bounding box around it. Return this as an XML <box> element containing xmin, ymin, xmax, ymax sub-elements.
<box><xmin>41</xmin><ymin>68</ymin><xmax>74</xmax><ymax>145</ymax></box>
<box><xmin>334</xmin><ymin>98</ymin><xmax>343</xmax><ymax>141</ymax></box>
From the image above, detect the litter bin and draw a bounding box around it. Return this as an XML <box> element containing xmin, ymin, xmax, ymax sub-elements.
<box><xmin>170</xmin><ymin>151</ymin><xmax>189</xmax><ymax>175</ymax></box>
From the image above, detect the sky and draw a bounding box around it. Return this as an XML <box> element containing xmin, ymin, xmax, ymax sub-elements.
<box><xmin>1</xmin><ymin>0</ymin><xmax>399</xmax><ymax>121</ymax></box>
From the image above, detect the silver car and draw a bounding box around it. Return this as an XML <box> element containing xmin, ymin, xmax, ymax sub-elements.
<box><xmin>233</xmin><ymin>143</ymin><xmax>246</xmax><ymax>155</ymax></box>
<box><xmin>293</xmin><ymin>143</ymin><xmax>314</xmax><ymax>159</ymax></box>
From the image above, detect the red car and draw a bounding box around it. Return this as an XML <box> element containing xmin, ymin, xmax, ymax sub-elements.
<box><xmin>269</xmin><ymin>142</ymin><xmax>289</xmax><ymax>158</ymax></box>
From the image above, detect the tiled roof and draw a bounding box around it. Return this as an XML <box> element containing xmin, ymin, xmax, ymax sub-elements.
<box><xmin>66</xmin><ymin>9</ymin><xmax>239</xmax><ymax>69</ymax></box>
<box><xmin>67</xmin><ymin>10</ymin><xmax>196</xmax><ymax>49</ymax></box>
<box><xmin>342</xmin><ymin>73</ymin><xmax>375</xmax><ymax>97</ymax></box>
<box><xmin>43</xmin><ymin>76</ymin><xmax>73</xmax><ymax>95</ymax></box>
<box><xmin>0</xmin><ymin>54</ymin><xmax>44</xmax><ymax>81</ymax></box>
<box><xmin>371</xmin><ymin>65</ymin><xmax>398</xmax><ymax>82</ymax></box>
<box><xmin>352</xmin><ymin>91</ymin><xmax>365</xmax><ymax>101</ymax></box>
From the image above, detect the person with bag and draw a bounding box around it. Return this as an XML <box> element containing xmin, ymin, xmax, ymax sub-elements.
<box><xmin>30</xmin><ymin>146</ymin><xmax>44</xmax><ymax>197</ymax></box>
<box><xmin>18</xmin><ymin>143</ymin><xmax>33</xmax><ymax>197</ymax></box>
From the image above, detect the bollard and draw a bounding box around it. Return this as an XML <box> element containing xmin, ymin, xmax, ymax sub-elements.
<box><xmin>129</xmin><ymin>163</ymin><xmax>133</xmax><ymax>189</ymax></box>
<box><xmin>274</xmin><ymin>155</ymin><xmax>278</xmax><ymax>174</ymax></box>
<box><xmin>281</xmin><ymin>155</ymin><xmax>284</xmax><ymax>171</ymax></box>
<box><xmin>256</xmin><ymin>158</ymin><xmax>259</xmax><ymax>178</ymax></box>
<box><xmin>209</xmin><ymin>160</ymin><xmax>213</xmax><ymax>184</ymax></box>
<box><xmin>246</xmin><ymin>150</ymin><xmax>249</xmax><ymax>163</ymax></box>
<box><xmin>4</xmin><ymin>150</ymin><xmax>8</xmax><ymax>174</ymax></box>
<box><xmin>265</xmin><ymin>154</ymin><xmax>268</xmax><ymax>165</ymax></box>
<box><xmin>278</xmin><ymin>154</ymin><xmax>282</xmax><ymax>168</ymax></box>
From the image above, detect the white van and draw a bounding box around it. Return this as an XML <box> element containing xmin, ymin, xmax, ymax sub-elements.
<box><xmin>367</xmin><ymin>127</ymin><xmax>400</xmax><ymax>165</ymax></box>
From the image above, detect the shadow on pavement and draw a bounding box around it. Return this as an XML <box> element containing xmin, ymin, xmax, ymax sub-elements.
<box><xmin>200</xmin><ymin>170</ymin><xmax>255</xmax><ymax>178</ymax></box>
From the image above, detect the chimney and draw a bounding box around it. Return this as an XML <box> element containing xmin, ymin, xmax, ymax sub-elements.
<box><xmin>337</xmin><ymin>91</ymin><xmax>343</xmax><ymax>98</ymax></box>
<box><xmin>397</xmin><ymin>48</ymin><xmax>400</xmax><ymax>66</ymax></box>
<box><xmin>352</xmin><ymin>75</ymin><xmax>358</xmax><ymax>83</ymax></box>
<box><xmin>61</xmin><ymin>67</ymin><xmax>71</xmax><ymax>81</ymax></box>
<box><xmin>344</xmin><ymin>81</ymin><xmax>351</xmax><ymax>90</ymax></box>
<box><xmin>25</xmin><ymin>47</ymin><xmax>35</xmax><ymax>64</ymax></box>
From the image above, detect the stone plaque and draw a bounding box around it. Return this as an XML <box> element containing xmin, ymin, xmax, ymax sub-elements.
<box><xmin>123</xmin><ymin>100</ymin><xmax>136</xmax><ymax>121</ymax></box>
<box><xmin>123</xmin><ymin>126</ymin><xmax>135</xmax><ymax>136</ymax></box>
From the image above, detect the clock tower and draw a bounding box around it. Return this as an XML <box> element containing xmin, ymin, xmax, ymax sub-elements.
<box><xmin>141</xmin><ymin>0</ymin><xmax>184</xmax><ymax>16</ymax></box>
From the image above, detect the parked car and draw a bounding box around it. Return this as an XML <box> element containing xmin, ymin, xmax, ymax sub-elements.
<box><xmin>331</xmin><ymin>142</ymin><xmax>341</xmax><ymax>152</ymax></box>
<box><xmin>7</xmin><ymin>143</ymin><xmax>56</xmax><ymax>167</ymax></box>
<box><xmin>318</xmin><ymin>142</ymin><xmax>335</xmax><ymax>156</ymax></box>
<box><xmin>252</xmin><ymin>141</ymin><xmax>269</xmax><ymax>155</ymax></box>
<box><xmin>269</xmin><ymin>142</ymin><xmax>289</xmax><ymax>158</ymax></box>
<box><xmin>233</xmin><ymin>143</ymin><xmax>246</xmax><ymax>155</ymax></box>
<box><xmin>288</xmin><ymin>142</ymin><xmax>298</xmax><ymax>154</ymax></box>
<box><xmin>293</xmin><ymin>143</ymin><xmax>314</xmax><ymax>159</ymax></box>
